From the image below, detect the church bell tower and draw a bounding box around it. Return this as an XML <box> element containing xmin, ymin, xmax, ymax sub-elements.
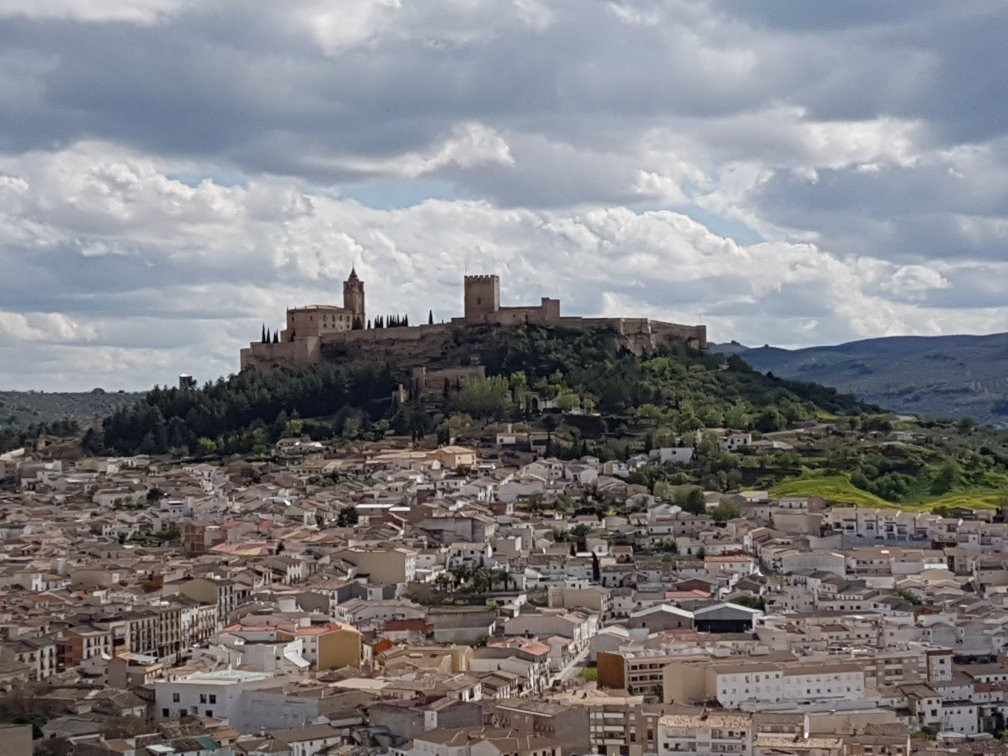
<box><xmin>343</xmin><ymin>267</ymin><xmax>365</xmax><ymax>324</ymax></box>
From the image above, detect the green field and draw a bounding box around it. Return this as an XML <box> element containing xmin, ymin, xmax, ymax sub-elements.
<box><xmin>770</xmin><ymin>474</ymin><xmax>1006</xmax><ymax>511</ymax></box>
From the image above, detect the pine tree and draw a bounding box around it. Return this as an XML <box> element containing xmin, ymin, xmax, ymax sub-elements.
<box><xmin>428</xmin><ymin>309</ymin><xmax>434</xmax><ymax>325</ymax></box>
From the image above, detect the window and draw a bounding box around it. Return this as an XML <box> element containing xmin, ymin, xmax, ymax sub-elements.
<box><xmin>209</xmin><ymin>694</ymin><xmax>217</xmax><ymax>704</ymax></box>
<box><xmin>162</xmin><ymin>708</ymin><xmax>169</xmax><ymax>717</ymax></box>
<box><xmin>199</xmin><ymin>694</ymin><xmax>207</xmax><ymax>704</ymax></box>
<box><xmin>172</xmin><ymin>693</ymin><xmax>180</xmax><ymax>703</ymax></box>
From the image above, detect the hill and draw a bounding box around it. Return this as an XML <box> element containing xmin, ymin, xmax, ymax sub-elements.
<box><xmin>90</xmin><ymin>324</ymin><xmax>870</xmax><ymax>457</ymax></box>
<box><xmin>0</xmin><ymin>389</ymin><xmax>143</xmax><ymax>430</ymax></box>
<box><xmin>726</xmin><ymin>333</ymin><xmax>1008</xmax><ymax>428</ymax></box>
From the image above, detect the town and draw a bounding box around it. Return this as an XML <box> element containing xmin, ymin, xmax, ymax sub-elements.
<box><xmin>2</xmin><ymin>412</ymin><xmax>1008</xmax><ymax>756</ymax></box>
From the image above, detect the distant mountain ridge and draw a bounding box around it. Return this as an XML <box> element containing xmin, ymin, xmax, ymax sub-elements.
<box><xmin>0</xmin><ymin>389</ymin><xmax>144</xmax><ymax>430</ymax></box>
<box><xmin>718</xmin><ymin>332</ymin><xmax>1008</xmax><ymax>427</ymax></box>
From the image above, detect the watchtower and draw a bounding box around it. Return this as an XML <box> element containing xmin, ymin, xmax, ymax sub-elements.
<box><xmin>342</xmin><ymin>267</ymin><xmax>365</xmax><ymax>324</ymax></box>
<box><xmin>464</xmin><ymin>274</ymin><xmax>500</xmax><ymax>322</ymax></box>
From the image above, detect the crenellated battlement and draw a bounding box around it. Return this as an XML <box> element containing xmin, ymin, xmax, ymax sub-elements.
<box><xmin>240</xmin><ymin>272</ymin><xmax>707</xmax><ymax>371</ymax></box>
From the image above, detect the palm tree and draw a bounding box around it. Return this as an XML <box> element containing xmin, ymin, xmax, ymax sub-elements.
<box><xmin>491</xmin><ymin>568</ymin><xmax>509</xmax><ymax>591</ymax></box>
<box><xmin>449</xmin><ymin>563</ymin><xmax>472</xmax><ymax>589</ymax></box>
<box><xmin>434</xmin><ymin>573</ymin><xmax>454</xmax><ymax>593</ymax></box>
<box><xmin>472</xmin><ymin>566</ymin><xmax>494</xmax><ymax>593</ymax></box>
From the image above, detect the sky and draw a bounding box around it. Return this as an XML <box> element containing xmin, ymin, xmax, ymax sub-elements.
<box><xmin>1</xmin><ymin>0</ymin><xmax>1007</xmax><ymax>391</ymax></box>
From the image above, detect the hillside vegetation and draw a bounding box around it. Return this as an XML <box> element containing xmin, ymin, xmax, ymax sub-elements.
<box><xmin>89</xmin><ymin>325</ymin><xmax>869</xmax><ymax>458</ymax></box>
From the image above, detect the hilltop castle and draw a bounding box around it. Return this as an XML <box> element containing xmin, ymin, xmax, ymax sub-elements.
<box><xmin>240</xmin><ymin>270</ymin><xmax>707</xmax><ymax>371</ymax></box>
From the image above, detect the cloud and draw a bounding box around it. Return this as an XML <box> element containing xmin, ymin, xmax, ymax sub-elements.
<box><xmin>0</xmin><ymin>1</ymin><xmax>1006</xmax><ymax>388</ymax></box>
<box><xmin>329</xmin><ymin>122</ymin><xmax>514</xmax><ymax>179</ymax></box>
<box><xmin>0</xmin><ymin>310</ymin><xmax>95</xmax><ymax>344</ymax></box>
<box><xmin>0</xmin><ymin>0</ymin><xmax>192</xmax><ymax>25</ymax></box>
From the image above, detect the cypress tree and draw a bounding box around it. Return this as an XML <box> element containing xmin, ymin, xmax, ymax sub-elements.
<box><xmin>272</xmin><ymin>331</ymin><xmax>279</xmax><ymax>344</ymax></box>
<box><xmin>428</xmin><ymin>310</ymin><xmax>434</xmax><ymax>325</ymax></box>
<box><xmin>403</xmin><ymin>314</ymin><xmax>409</xmax><ymax>327</ymax></box>
<box><xmin>265</xmin><ymin>328</ymin><xmax>271</xmax><ymax>343</ymax></box>
<box><xmin>261</xmin><ymin>324</ymin><xmax>266</xmax><ymax>343</ymax></box>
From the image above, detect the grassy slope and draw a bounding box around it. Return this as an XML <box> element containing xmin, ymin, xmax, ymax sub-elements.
<box><xmin>771</xmin><ymin>473</ymin><xmax>1007</xmax><ymax>511</ymax></box>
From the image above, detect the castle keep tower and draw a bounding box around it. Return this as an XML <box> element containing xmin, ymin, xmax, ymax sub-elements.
<box><xmin>343</xmin><ymin>267</ymin><xmax>365</xmax><ymax>324</ymax></box>
<box><xmin>463</xmin><ymin>274</ymin><xmax>500</xmax><ymax>322</ymax></box>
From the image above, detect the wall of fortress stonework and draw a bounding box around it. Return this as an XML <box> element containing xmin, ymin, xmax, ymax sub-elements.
<box><xmin>451</xmin><ymin>298</ymin><xmax>561</xmax><ymax>327</ymax></box>
<box><xmin>239</xmin><ymin>317</ymin><xmax>706</xmax><ymax>371</ymax></box>
<box><xmin>555</xmin><ymin>317</ymin><xmax>706</xmax><ymax>349</ymax></box>
<box><xmin>240</xmin><ymin>336</ymin><xmax>320</xmax><ymax>370</ymax></box>
<box><xmin>240</xmin><ymin>323</ymin><xmax>453</xmax><ymax>371</ymax></box>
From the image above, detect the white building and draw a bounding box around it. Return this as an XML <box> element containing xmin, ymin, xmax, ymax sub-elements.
<box><xmin>154</xmin><ymin>669</ymin><xmax>278</xmax><ymax>726</ymax></box>
<box><xmin>714</xmin><ymin>661</ymin><xmax>865</xmax><ymax>709</ymax></box>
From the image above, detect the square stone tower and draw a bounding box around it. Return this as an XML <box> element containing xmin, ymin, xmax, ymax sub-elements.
<box><xmin>464</xmin><ymin>275</ymin><xmax>500</xmax><ymax>322</ymax></box>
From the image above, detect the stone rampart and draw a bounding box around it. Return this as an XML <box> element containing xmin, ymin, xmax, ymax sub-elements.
<box><xmin>239</xmin><ymin>337</ymin><xmax>319</xmax><ymax>370</ymax></box>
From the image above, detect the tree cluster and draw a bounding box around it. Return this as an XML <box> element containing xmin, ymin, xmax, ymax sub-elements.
<box><xmin>88</xmin><ymin>363</ymin><xmax>402</xmax><ymax>456</ymax></box>
<box><xmin>370</xmin><ymin>314</ymin><xmax>409</xmax><ymax>328</ymax></box>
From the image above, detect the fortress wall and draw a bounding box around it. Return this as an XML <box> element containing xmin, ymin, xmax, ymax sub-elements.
<box><xmin>413</xmin><ymin>366</ymin><xmax>486</xmax><ymax>382</ymax></box>
<box><xmin>650</xmin><ymin>321</ymin><xmax>708</xmax><ymax>349</ymax></box>
<box><xmin>557</xmin><ymin>316</ymin><xmax>706</xmax><ymax>347</ymax></box>
<box><xmin>616</xmin><ymin>318</ymin><xmax>651</xmax><ymax>335</ymax></box>
<box><xmin>455</xmin><ymin>300</ymin><xmax>562</xmax><ymax>327</ymax></box>
<box><xmin>499</xmin><ymin>299</ymin><xmax>561</xmax><ymax>325</ymax></box>
<box><xmin>557</xmin><ymin>316</ymin><xmax>624</xmax><ymax>333</ymax></box>
<box><xmin>240</xmin><ymin>337</ymin><xmax>320</xmax><ymax>370</ymax></box>
<box><xmin>413</xmin><ymin>366</ymin><xmax>486</xmax><ymax>395</ymax></box>
<box><xmin>330</xmin><ymin>323</ymin><xmax>452</xmax><ymax>345</ymax></box>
